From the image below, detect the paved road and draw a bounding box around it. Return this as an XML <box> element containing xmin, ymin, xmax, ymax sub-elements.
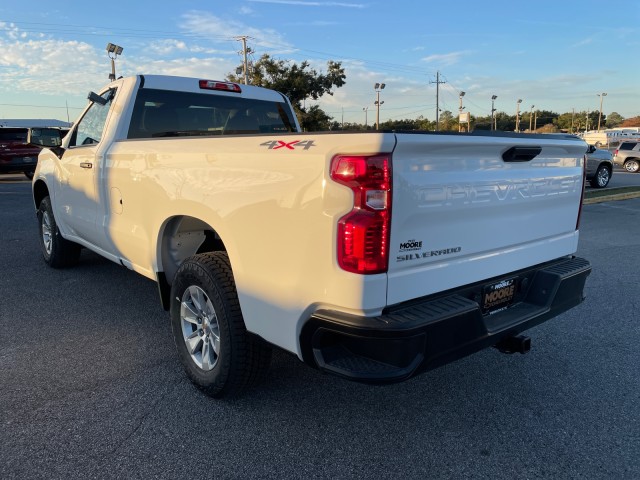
<box><xmin>1</xmin><ymin>177</ymin><xmax>639</xmax><ymax>479</ymax></box>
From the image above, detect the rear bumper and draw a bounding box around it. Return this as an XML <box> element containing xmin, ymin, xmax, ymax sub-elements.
<box><xmin>300</xmin><ymin>256</ymin><xmax>591</xmax><ymax>383</ymax></box>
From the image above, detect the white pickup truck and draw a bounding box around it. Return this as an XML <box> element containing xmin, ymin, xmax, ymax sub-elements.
<box><xmin>33</xmin><ymin>75</ymin><xmax>591</xmax><ymax>398</ymax></box>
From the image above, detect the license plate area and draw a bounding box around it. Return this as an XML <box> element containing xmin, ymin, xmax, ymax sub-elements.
<box><xmin>482</xmin><ymin>277</ymin><xmax>518</xmax><ymax>315</ymax></box>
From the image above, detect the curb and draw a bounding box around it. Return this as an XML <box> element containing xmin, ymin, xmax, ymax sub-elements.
<box><xmin>583</xmin><ymin>191</ymin><xmax>640</xmax><ymax>205</ymax></box>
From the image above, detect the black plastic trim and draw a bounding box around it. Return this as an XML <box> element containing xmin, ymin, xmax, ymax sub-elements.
<box><xmin>300</xmin><ymin>256</ymin><xmax>591</xmax><ymax>384</ymax></box>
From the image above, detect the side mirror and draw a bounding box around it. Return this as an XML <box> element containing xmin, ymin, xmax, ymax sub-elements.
<box><xmin>587</xmin><ymin>145</ymin><xmax>596</xmax><ymax>154</ymax></box>
<box><xmin>87</xmin><ymin>91</ymin><xmax>108</xmax><ymax>106</ymax></box>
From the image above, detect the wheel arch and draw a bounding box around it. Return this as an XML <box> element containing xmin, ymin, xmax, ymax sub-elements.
<box><xmin>32</xmin><ymin>179</ymin><xmax>50</xmax><ymax>210</ymax></box>
<box><xmin>155</xmin><ymin>215</ymin><xmax>228</xmax><ymax>310</ymax></box>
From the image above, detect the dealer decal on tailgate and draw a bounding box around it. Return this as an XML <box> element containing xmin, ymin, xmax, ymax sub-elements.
<box><xmin>482</xmin><ymin>278</ymin><xmax>518</xmax><ymax>314</ymax></box>
<box><xmin>260</xmin><ymin>140</ymin><xmax>316</xmax><ymax>150</ymax></box>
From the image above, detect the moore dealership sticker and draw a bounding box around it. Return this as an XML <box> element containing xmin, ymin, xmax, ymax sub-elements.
<box><xmin>482</xmin><ymin>277</ymin><xmax>517</xmax><ymax>314</ymax></box>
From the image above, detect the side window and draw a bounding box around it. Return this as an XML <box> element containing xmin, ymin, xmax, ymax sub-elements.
<box><xmin>70</xmin><ymin>90</ymin><xmax>115</xmax><ymax>147</ymax></box>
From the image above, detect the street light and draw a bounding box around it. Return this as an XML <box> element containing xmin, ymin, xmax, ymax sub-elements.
<box><xmin>363</xmin><ymin>106</ymin><xmax>369</xmax><ymax>130</ymax></box>
<box><xmin>529</xmin><ymin>105</ymin><xmax>535</xmax><ymax>132</ymax></box>
<box><xmin>106</xmin><ymin>42</ymin><xmax>124</xmax><ymax>81</ymax></box>
<box><xmin>515</xmin><ymin>99</ymin><xmax>522</xmax><ymax>132</ymax></box>
<box><xmin>458</xmin><ymin>91</ymin><xmax>466</xmax><ymax>132</ymax></box>
<box><xmin>374</xmin><ymin>83</ymin><xmax>385</xmax><ymax>130</ymax></box>
<box><xmin>491</xmin><ymin>95</ymin><xmax>497</xmax><ymax>131</ymax></box>
<box><xmin>597</xmin><ymin>92</ymin><xmax>607</xmax><ymax>131</ymax></box>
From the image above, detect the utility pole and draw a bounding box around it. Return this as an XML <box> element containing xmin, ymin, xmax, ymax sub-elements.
<box><xmin>363</xmin><ymin>107</ymin><xmax>368</xmax><ymax>130</ymax></box>
<box><xmin>529</xmin><ymin>105</ymin><xmax>535</xmax><ymax>132</ymax></box>
<box><xmin>491</xmin><ymin>95</ymin><xmax>498</xmax><ymax>131</ymax></box>
<box><xmin>597</xmin><ymin>92</ymin><xmax>607</xmax><ymax>131</ymax></box>
<box><xmin>374</xmin><ymin>82</ymin><xmax>385</xmax><ymax>130</ymax></box>
<box><xmin>458</xmin><ymin>91</ymin><xmax>465</xmax><ymax>132</ymax></box>
<box><xmin>585</xmin><ymin>110</ymin><xmax>590</xmax><ymax>133</ymax></box>
<box><xmin>235</xmin><ymin>36</ymin><xmax>250</xmax><ymax>84</ymax></box>
<box><xmin>430</xmin><ymin>71</ymin><xmax>446</xmax><ymax>131</ymax></box>
<box><xmin>534</xmin><ymin>110</ymin><xmax>538</xmax><ymax>131</ymax></box>
<box><xmin>571</xmin><ymin>108</ymin><xmax>575</xmax><ymax>134</ymax></box>
<box><xmin>515</xmin><ymin>99</ymin><xmax>522</xmax><ymax>132</ymax></box>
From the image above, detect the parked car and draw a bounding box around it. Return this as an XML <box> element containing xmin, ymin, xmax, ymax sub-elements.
<box><xmin>0</xmin><ymin>127</ymin><xmax>68</xmax><ymax>179</ymax></box>
<box><xmin>613</xmin><ymin>141</ymin><xmax>640</xmax><ymax>173</ymax></box>
<box><xmin>586</xmin><ymin>144</ymin><xmax>613</xmax><ymax>188</ymax></box>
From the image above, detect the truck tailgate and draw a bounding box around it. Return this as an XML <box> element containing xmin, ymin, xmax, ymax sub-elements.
<box><xmin>387</xmin><ymin>132</ymin><xmax>586</xmax><ymax>306</ymax></box>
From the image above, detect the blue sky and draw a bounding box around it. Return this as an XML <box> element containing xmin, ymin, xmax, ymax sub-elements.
<box><xmin>0</xmin><ymin>0</ymin><xmax>638</xmax><ymax>125</ymax></box>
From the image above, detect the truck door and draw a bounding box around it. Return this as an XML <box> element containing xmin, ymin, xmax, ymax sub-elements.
<box><xmin>56</xmin><ymin>89</ymin><xmax>115</xmax><ymax>247</ymax></box>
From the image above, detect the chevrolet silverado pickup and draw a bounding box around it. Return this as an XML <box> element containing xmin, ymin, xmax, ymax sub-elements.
<box><xmin>32</xmin><ymin>75</ymin><xmax>591</xmax><ymax>398</ymax></box>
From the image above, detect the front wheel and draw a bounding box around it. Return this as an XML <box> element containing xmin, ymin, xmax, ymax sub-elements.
<box><xmin>170</xmin><ymin>252</ymin><xmax>271</xmax><ymax>398</ymax></box>
<box><xmin>37</xmin><ymin>196</ymin><xmax>81</xmax><ymax>268</ymax></box>
<box><xmin>623</xmin><ymin>159</ymin><xmax>640</xmax><ymax>173</ymax></box>
<box><xmin>590</xmin><ymin>165</ymin><xmax>611</xmax><ymax>188</ymax></box>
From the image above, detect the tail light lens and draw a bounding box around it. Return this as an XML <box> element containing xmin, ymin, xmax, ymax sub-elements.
<box><xmin>330</xmin><ymin>154</ymin><xmax>391</xmax><ymax>274</ymax></box>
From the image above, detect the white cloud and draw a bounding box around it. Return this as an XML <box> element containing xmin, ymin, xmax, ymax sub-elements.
<box><xmin>421</xmin><ymin>51</ymin><xmax>470</xmax><ymax>66</ymax></box>
<box><xmin>180</xmin><ymin>10</ymin><xmax>295</xmax><ymax>52</ymax></box>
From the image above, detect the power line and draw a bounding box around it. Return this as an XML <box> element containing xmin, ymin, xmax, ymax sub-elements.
<box><xmin>0</xmin><ymin>103</ymin><xmax>83</xmax><ymax>110</ymax></box>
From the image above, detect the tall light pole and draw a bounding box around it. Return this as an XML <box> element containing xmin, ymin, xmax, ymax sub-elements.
<box><xmin>458</xmin><ymin>91</ymin><xmax>466</xmax><ymax>132</ymax></box>
<box><xmin>529</xmin><ymin>105</ymin><xmax>535</xmax><ymax>132</ymax></box>
<box><xmin>106</xmin><ymin>43</ymin><xmax>124</xmax><ymax>81</ymax></box>
<box><xmin>363</xmin><ymin>107</ymin><xmax>368</xmax><ymax>130</ymax></box>
<box><xmin>374</xmin><ymin>82</ymin><xmax>385</xmax><ymax>130</ymax></box>
<box><xmin>597</xmin><ymin>92</ymin><xmax>607</xmax><ymax>131</ymax></box>
<box><xmin>491</xmin><ymin>95</ymin><xmax>498</xmax><ymax>131</ymax></box>
<box><xmin>515</xmin><ymin>99</ymin><xmax>522</xmax><ymax>132</ymax></box>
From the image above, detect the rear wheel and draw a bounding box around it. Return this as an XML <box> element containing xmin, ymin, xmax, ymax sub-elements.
<box><xmin>37</xmin><ymin>196</ymin><xmax>81</xmax><ymax>268</ymax></box>
<box><xmin>170</xmin><ymin>252</ymin><xmax>271</xmax><ymax>398</ymax></box>
<box><xmin>623</xmin><ymin>159</ymin><xmax>640</xmax><ymax>173</ymax></box>
<box><xmin>590</xmin><ymin>165</ymin><xmax>610</xmax><ymax>188</ymax></box>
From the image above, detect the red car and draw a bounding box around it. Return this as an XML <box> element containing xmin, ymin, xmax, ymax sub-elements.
<box><xmin>0</xmin><ymin>127</ymin><xmax>68</xmax><ymax>179</ymax></box>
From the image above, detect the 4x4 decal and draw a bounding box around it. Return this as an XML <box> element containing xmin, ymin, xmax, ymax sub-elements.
<box><xmin>260</xmin><ymin>140</ymin><xmax>316</xmax><ymax>151</ymax></box>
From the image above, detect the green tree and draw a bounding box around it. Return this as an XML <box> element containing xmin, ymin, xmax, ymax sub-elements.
<box><xmin>606</xmin><ymin>112</ymin><xmax>624</xmax><ymax>128</ymax></box>
<box><xmin>228</xmin><ymin>54</ymin><xmax>346</xmax><ymax>131</ymax></box>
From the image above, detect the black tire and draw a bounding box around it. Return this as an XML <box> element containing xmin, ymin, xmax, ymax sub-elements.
<box><xmin>37</xmin><ymin>196</ymin><xmax>81</xmax><ymax>268</ymax></box>
<box><xmin>170</xmin><ymin>252</ymin><xmax>272</xmax><ymax>398</ymax></box>
<box><xmin>589</xmin><ymin>165</ymin><xmax>610</xmax><ymax>188</ymax></box>
<box><xmin>24</xmin><ymin>170</ymin><xmax>35</xmax><ymax>180</ymax></box>
<box><xmin>623</xmin><ymin>159</ymin><xmax>640</xmax><ymax>173</ymax></box>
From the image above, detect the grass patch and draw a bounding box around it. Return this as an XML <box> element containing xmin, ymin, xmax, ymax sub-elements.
<box><xmin>585</xmin><ymin>186</ymin><xmax>640</xmax><ymax>199</ymax></box>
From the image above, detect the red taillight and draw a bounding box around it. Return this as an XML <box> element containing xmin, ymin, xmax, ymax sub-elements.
<box><xmin>330</xmin><ymin>154</ymin><xmax>391</xmax><ymax>274</ymax></box>
<box><xmin>199</xmin><ymin>80</ymin><xmax>242</xmax><ymax>93</ymax></box>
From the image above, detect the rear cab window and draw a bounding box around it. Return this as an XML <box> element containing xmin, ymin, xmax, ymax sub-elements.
<box><xmin>127</xmin><ymin>89</ymin><xmax>297</xmax><ymax>139</ymax></box>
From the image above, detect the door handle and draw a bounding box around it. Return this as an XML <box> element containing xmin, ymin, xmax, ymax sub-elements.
<box><xmin>80</xmin><ymin>162</ymin><xmax>93</xmax><ymax>169</ymax></box>
<box><xmin>502</xmin><ymin>146</ymin><xmax>542</xmax><ymax>162</ymax></box>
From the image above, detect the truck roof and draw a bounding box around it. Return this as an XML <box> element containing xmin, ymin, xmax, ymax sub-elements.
<box><xmin>134</xmin><ymin>74</ymin><xmax>288</xmax><ymax>103</ymax></box>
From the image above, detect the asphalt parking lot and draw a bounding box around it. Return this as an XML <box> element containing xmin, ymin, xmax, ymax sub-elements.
<box><xmin>1</xmin><ymin>175</ymin><xmax>639</xmax><ymax>479</ymax></box>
